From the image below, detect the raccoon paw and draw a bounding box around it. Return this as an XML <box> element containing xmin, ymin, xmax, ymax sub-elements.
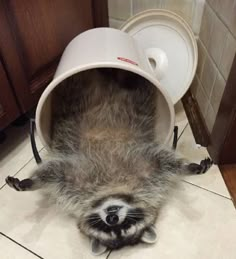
<box><xmin>91</xmin><ymin>238</ymin><xmax>107</xmax><ymax>256</ymax></box>
<box><xmin>5</xmin><ymin>176</ymin><xmax>33</xmax><ymax>191</ymax></box>
<box><xmin>199</xmin><ymin>158</ymin><xmax>213</xmax><ymax>174</ymax></box>
<box><xmin>6</xmin><ymin>176</ymin><xmax>21</xmax><ymax>191</ymax></box>
<box><xmin>187</xmin><ymin>158</ymin><xmax>213</xmax><ymax>175</ymax></box>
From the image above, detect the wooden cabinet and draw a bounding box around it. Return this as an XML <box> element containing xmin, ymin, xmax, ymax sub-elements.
<box><xmin>0</xmin><ymin>0</ymin><xmax>108</xmax><ymax>129</ymax></box>
<box><xmin>0</xmin><ymin>60</ymin><xmax>20</xmax><ymax>129</ymax></box>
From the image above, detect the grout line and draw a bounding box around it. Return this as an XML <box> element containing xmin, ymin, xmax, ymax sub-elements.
<box><xmin>130</xmin><ymin>0</ymin><xmax>133</xmax><ymax>16</ymax></box>
<box><xmin>207</xmin><ymin>0</ymin><xmax>236</xmax><ymax>42</ymax></box>
<box><xmin>182</xmin><ymin>180</ymin><xmax>232</xmax><ymax>201</ymax></box>
<box><xmin>160</xmin><ymin>0</ymin><xmax>164</xmax><ymax>8</ymax></box>
<box><xmin>109</xmin><ymin>15</ymin><xmax>127</xmax><ymax>21</ymax></box>
<box><xmin>106</xmin><ymin>250</ymin><xmax>113</xmax><ymax>259</ymax></box>
<box><xmin>191</xmin><ymin>0</ymin><xmax>196</xmax><ymax>31</ymax></box>
<box><xmin>198</xmin><ymin>35</ymin><xmax>229</xmax><ymax>82</ymax></box>
<box><xmin>0</xmin><ymin>146</ymin><xmax>44</xmax><ymax>191</ymax></box>
<box><xmin>195</xmin><ymin>74</ymin><xmax>211</xmax><ymax>117</ymax></box>
<box><xmin>0</xmin><ymin>232</ymin><xmax>44</xmax><ymax>259</ymax></box>
<box><xmin>109</xmin><ymin>17</ymin><xmax>126</xmax><ymax>23</ymax></box>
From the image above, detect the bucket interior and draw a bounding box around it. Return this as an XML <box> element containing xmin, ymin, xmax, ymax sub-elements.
<box><xmin>37</xmin><ymin>68</ymin><xmax>173</xmax><ymax>148</ymax></box>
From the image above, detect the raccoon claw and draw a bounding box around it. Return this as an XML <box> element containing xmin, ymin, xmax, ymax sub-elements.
<box><xmin>199</xmin><ymin>158</ymin><xmax>213</xmax><ymax>174</ymax></box>
<box><xmin>5</xmin><ymin>176</ymin><xmax>22</xmax><ymax>191</ymax></box>
<box><xmin>91</xmin><ymin>238</ymin><xmax>107</xmax><ymax>256</ymax></box>
<box><xmin>6</xmin><ymin>176</ymin><xmax>34</xmax><ymax>191</ymax></box>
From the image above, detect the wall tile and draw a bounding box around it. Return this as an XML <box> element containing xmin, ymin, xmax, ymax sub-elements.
<box><xmin>196</xmin><ymin>81</ymin><xmax>209</xmax><ymax>116</ymax></box>
<box><xmin>201</xmin><ymin>52</ymin><xmax>217</xmax><ymax>97</ymax></box>
<box><xmin>192</xmin><ymin>0</ymin><xmax>205</xmax><ymax>35</ymax></box>
<box><xmin>108</xmin><ymin>0</ymin><xmax>131</xmax><ymax>20</ymax></box>
<box><xmin>206</xmin><ymin>0</ymin><xmax>214</xmax><ymax>6</ymax></box>
<box><xmin>210</xmin><ymin>71</ymin><xmax>226</xmax><ymax>114</ymax></box>
<box><xmin>197</xmin><ymin>39</ymin><xmax>207</xmax><ymax>78</ymax></box>
<box><xmin>199</xmin><ymin>3</ymin><xmax>214</xmax><ymax>48</ymax></box>
<box><xmin>109</xmin><ymin>19</ymin><xmax>125</xmax><ymax>29</ymax></box>
<box><xmin>190</xmin><ymin>75</ymin><xmax>200</xmax><ymax>97</ymax></box>
<box><xmin>229</xmin><ymin>0</ymin><xmax>236</xmax><ymax>38</ymax></box>
<box><xmin>133</xmin><ymin>0</ymin><xmax>162</xmax><ymax>15</ymax></box>
<box><xmin>162</xmin><ymin>0</ymin><xmax>194</xmax><ymax>26</ymax></box>
<box><xmin>215</xmin><ymin>0</ymin><xmax>233</xmax><ymax>28</ymax></box>
<box><xmin>207</xmin><ymin>0</ymin><xmax>218</xmax><ymax>13</ymax></box>
<box><xmin>204</xmin><ymin>102</ymin><xmax>216</xmax><ymax>132</ymax></box>
<box><xmin>208</xmin><ymin>13</ymin><xmax>228</xmax><ymax>67</ymax></box>
<box><xmin>219</xmin><ymin>32</ymin><xmax>236</xmax><ymax>80</ymax></box>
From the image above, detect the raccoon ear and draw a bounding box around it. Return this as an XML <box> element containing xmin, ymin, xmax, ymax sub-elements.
<box><xmin>141</xmin><ymin>226</ymin><xmax>157</xmax><ymax>244</ymax></box>
<box><xmin>91</xmin><ymin>238</ymin><xmax>107</xmax><ymax>256</ymax></box>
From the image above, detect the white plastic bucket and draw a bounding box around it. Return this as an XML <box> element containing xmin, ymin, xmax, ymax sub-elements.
<box><xmin>35</xmin><ymin>28</ymin><xmax>175</xmax><ymax>148</ymax></box>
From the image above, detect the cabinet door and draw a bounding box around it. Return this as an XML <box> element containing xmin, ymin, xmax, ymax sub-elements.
<box><xmin>0</xmin><ymin>60</ymin><xmax>20</xmax><ymax>129</ymax></box>
<box><xmin>0</xmin><ymin>0</ymin><xmax>104</xmax><ymax>113</ymax></box>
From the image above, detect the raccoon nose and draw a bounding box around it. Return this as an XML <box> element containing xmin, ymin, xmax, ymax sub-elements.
<box><xmin>106</xmin><ymin>214</ymin><xmax>119</xmax><ymax>225</ymax></box>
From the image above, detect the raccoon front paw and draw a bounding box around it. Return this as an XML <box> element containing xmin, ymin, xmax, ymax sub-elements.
<box><xmin>6</xmin><ymin>176</ymin><xmax>21</xmax><ymax>191</ymax></box>
<box><xmin>5</xmin><ymin>176</ymin><xmax>32</xmax><ymax>191</ymax></box>
<box><xmin>199</xmin><ymin>158</ymin><xmax>213</xmax><ymax>174</ymax></box>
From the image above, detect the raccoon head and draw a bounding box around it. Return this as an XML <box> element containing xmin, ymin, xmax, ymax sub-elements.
<box><xmin>80</xmin><ymin>194</ymin><xmax>157</xmax><ymax>254</ymax></box>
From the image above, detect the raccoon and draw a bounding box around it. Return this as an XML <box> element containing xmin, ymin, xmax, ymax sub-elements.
<box><xmin>6</xmin><ymin>68</ymin><xmax>212</xmax><ymax>255</ymax></box>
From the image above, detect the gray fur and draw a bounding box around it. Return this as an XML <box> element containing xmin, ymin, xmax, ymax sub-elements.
<box><xmin>6</xmin><ymin>68</ymin><xmax>212</xmax><ymax>252</ymax></box>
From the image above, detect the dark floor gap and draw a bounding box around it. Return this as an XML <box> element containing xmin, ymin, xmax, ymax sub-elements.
<box><xmin>0</xmin><ymin>232</ymin><xmax>44</xmax><ymax>259</ymax></box>
<box><xmin>183</xmin><ymin>180</ymin><xmax>232</xmax><ymax>200</ymax></box>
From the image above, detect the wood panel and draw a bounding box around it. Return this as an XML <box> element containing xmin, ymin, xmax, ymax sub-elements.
<box><xmin>220</xmin><ymin>109</ymin><xmax>236</xmax><ymax>163</ymax></box>
<box><xmin>208</xmin><ymin>55</ymin><xmax>236</xmax><ymax>164</ymax></box>
<box><xmin>0</xmin><ymin>0</ymin><xmax>95</xmax><ymax>113</ymax></box>
<box><xmin>0</xmin><ymin>60</ymin><xmax>20</xmax><ymax>129</ymax></box>
<box><xmin>182</xmin><ymin>90</ymin><xmax>210</xmax><ymax>147</ymax></box>
<box><xmin>92</xmin><ymin>0</ymin><xmax>109</xmax><ymax>27</ymax></box>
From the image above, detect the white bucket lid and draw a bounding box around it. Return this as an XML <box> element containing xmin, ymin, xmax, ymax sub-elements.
<box><xmin>121</xmin><ymin>9</ymin><xmax>198</xmax><ymax>104</ymax></box>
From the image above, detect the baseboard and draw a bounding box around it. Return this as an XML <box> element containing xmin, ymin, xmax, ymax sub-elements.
<box><xmin>182</xmin><ymin>90</ymin><xmax>210</xmax><ymax>147</ymax></box>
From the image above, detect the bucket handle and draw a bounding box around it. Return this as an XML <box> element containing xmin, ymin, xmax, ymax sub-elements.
<box><xmin>30</xmin><ymin>119</ymin><xmax>42</xmax><ymax>164</ymax></box>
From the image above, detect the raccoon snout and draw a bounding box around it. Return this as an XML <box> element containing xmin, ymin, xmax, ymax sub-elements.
<box><xmin>105</xmin><ymin>206</ymin><xmax>122</xmax><ymax>225</ymax></box>
<box><xmin>106</xmin><ymin>214</ymin><xmax>119</xmax><ymax>225</ymax></box>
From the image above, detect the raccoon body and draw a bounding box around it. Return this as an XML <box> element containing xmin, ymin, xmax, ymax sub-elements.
<box><xmin>6</xmin><ymin>69</ymin><xmax>212</xmax><ymax>253</ymax></box>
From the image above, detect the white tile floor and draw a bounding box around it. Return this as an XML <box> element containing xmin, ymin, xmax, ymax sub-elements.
<box><xmin>0</xmin><ymin>103</ymin><xmax>235</xmax><ymax>259</ymax></box>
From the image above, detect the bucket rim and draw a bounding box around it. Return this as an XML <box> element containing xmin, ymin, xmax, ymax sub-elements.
<box><xmin>36</xmin><ymin>62</ymin><xmax>175</xmax><ymax>148</ymax></box>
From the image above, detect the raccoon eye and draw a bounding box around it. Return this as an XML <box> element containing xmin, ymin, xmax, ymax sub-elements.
<box><xmin>106</xmin><ymin>206</ymin><xmax>122</xmax><ymax>213</ymax></box>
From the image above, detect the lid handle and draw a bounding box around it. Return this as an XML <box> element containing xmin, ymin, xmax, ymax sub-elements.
<box><xmin>146</xmin><ymin>48</ymin><xmax>168</xmax><ymax>80</ymax></box>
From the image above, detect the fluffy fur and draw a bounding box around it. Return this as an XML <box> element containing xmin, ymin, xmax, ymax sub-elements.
<box><xmin>6</xmin><ymin>68</ymin><xmax>212</xmax><ymax>253</ymax></box>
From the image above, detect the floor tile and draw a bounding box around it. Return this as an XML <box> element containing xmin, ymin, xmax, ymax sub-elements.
<box><xmin>108</xmin><ymin>183</ymin><xmax>236</xmax><ymax>259</ymax></box>
<box><xmin>0</xmin><ymin>234</ymin><xmax>41</xmax><ymax>259</ymax></box>
<box><xmin>174</xmin><ymin>101</ymin><xmax>188</xmax><ymax>138</ymax></box>
<box><xmin>177</xmin><ymin>125</ymin><xmax>230</xmax><ymax>199</ymax></box>
<box><xmin>0</xmin><ymin>123</ymin><xmax>43</xmax><ymax>188</ymax></box>
<box><xmin>0</xmin><ymin>150</ymin><xmax>108</xmax><ymax>259</ymax></box>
